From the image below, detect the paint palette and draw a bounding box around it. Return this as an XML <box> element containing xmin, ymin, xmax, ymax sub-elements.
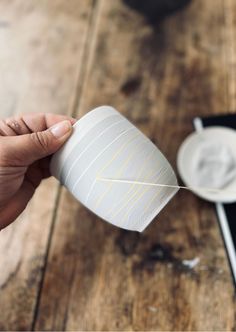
<box><xmin>50</xmin><ymin>106</ymin><xmax>178</xmax><ymax>232</ymax></box>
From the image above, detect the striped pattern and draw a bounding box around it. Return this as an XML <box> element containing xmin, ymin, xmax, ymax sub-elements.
<box><xmin>50</xmin><ymin>106</ymin><xmax>179</xmax><ymax>231</ymax></box>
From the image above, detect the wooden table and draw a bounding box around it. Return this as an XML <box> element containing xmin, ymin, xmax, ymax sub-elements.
<box><xmin>0</xmin><ymin>0</ymin><xmax>236</xmax><ymax>330</ymax></box>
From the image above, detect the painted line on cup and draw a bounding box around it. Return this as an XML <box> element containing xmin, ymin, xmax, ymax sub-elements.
<box><xmin>138</xmin><ymin>174</ymin><xmax>178</xmax><ymax>225</ymax></box>
<box><xmin>109</xmin><ymin>167</ymin><xmax>166</xmax><ymax>221</ymax></box>
<box><xmin>132</xmin><ymin>185</ymin><xmax>179</xmax><ymax>232</ymax></box>
<box><xmin>105</xmin><ymin>147</ymin><xmax>157</xmax><ymax>217</ymax></box>
<box><xmin>92</xmin><ymin>136</ymin><xmax>147</xmax><ymax>209</ymax></box>
<box><xmin>71</xmin><ymin>127</ymin><xmax>136</xmax><ymax>195</ymax></box>
<box><xmin>85</xmin><ymin>132</ymin><xmax>141</xmax><ymax>204</ymax></box>
<box><xmin>64</xmin><ymin>118</ymin><xmax>126</xmax><ymax>186</ymax></box>
<box><xmin>53</xmin><ymin>109</ymin><xmax>120</xmax><ymax>180</ymax></box>
<box><xmin>114</xmin><ymin>167</ymin><xmax>170</xmax><ymax>225</ymax></box>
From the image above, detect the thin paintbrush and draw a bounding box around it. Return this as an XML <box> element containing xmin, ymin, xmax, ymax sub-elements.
<box><xmin>97</xmin><ymin>177</ymin><xmax>236</xmax><ymax>195</ymax></box>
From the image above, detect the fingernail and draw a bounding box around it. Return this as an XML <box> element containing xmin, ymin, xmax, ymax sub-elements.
<box><xmin>71</xmin><ymin>118</ymin><xmax>77</xmax><ymax>125</ymax></box>
<box><xmin>50</xmin><ymin>120</ymin><xmax>72</xmax><ymax>139</ymax></box>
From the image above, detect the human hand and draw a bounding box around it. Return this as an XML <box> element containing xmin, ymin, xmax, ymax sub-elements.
<box><xmin>0</xmin><ymin>113</ymin><xmax>76</xmax><ymax>230</ymax></box>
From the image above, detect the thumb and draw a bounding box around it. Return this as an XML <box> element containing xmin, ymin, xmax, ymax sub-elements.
<box><xmin>1</xmin><ymin>120</ymin><xmax>73</xmax><ymax>166</ymax></box>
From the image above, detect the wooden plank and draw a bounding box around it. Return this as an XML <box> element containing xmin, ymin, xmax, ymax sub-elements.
<box><xmin>0</xmin><ymin>1</ymin><xmax>94</xmax><ymax>330</ymax></box>
<box><xmin>35</xmin><ymin>0</ymin><xmax>236</xmax><ymax>330</ymax></box>
<box><xmin>223</xmin><ymin>0</ymin><xmax>236</xmax><ymax>112</ymax></box>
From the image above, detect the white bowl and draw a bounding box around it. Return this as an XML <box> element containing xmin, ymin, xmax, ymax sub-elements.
<box><xmin>177</xmin><ymin>126</ymin><xmax>236</xmax><ymax>203</ymax></box>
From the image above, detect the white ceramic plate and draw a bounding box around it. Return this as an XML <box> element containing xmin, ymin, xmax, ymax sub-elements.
<box><xmin>177</xmin><ymin>126</ymin><xmax>236</xmax><ymax>203</ymax></box>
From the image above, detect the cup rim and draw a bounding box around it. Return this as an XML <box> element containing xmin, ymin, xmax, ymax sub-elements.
<box><xmin>50</xmin><ymin>105</ymin><xmax>119</xmax><ymax>180</ymax></box>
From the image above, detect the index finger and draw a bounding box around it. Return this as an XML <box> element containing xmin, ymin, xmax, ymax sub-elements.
<box><xmin>0</xmin><ymin>113</ymin><xmax>77</xmax><ymax>136</ymax></box>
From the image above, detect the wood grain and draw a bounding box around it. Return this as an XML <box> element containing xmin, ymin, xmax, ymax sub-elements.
<box><xmin>1</xmin><ymin>0</ymin><xmax>236</xmax><ymax>330</ymax></box>
<box><xmin>34</xmin><ymin>0</ymin><xmax>236</xmax><ymax>331</ymax></box>
<box><xmin>0</xmin><ymin>1</ymin><xmax>94</xmax><ymax>330</ymax></box>
<box><xmin>223</xmin><ymin>0</ymin><xmax>236</xmax><ymax>112</ymax></box>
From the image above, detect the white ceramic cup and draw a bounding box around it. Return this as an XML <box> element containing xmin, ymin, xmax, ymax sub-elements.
<box><xmin>50</xmin><ymin>106</ymin><xmax>178</xmax><ymax>231</ymax></box>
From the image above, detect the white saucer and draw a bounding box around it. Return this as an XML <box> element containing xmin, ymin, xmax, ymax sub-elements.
<box><xmin>177</xmin><ymin>126</ymin><xmax>236</xmax><ymax>203</ymax></box>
